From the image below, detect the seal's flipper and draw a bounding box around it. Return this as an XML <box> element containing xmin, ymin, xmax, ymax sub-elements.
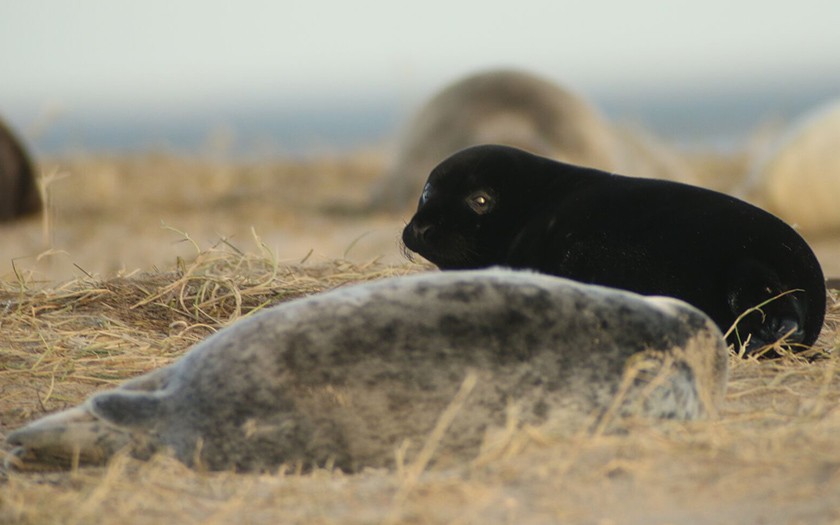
<box><xmin>89</xmin><ymin>390</ymin><xmax>163</xmax><ymax>427</ymax></box>
<box><xmin>725</xmin><ymin>259</ymin><xmax>807</xmax><ymax>352</ymax></box>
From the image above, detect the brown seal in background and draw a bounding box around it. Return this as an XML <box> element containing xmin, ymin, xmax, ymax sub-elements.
<box><xmin>0</xmin><ymin>117</ymin><xmax>41</xmax><ymax>221</ymax></box>
<box><xmin>370</xmin><ymin>69</ymin><xmax>695</xmax><ymax>212</ymax></box>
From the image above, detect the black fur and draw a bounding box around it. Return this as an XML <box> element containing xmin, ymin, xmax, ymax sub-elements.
<box><xmin>402</xmin><ymin>145</ymin><xmax>826</xmax><ymax>353</ymax></box>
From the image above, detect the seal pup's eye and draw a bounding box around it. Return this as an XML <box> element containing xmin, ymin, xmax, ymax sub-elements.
<box><xmin>467</xmin><ymin>191</ymin><xmax>495</xmax><ymax>214</ymax></box>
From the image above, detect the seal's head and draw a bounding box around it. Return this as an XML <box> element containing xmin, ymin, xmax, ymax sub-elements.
<box><xmin>402</xmin><ymin>145</ymin><xmax>553</xmax><ymax>269</ymax></box>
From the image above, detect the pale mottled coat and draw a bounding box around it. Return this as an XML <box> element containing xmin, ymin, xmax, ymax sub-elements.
<box><xmin>8</xmin><ymin>269</ymin><xmax>728</xmax><ymax>472</ymax></box>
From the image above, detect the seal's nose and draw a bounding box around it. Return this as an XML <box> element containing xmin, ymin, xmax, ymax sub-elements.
<box><xmin>411</xmin><ymin>222</ymin><xmax>433</xmax><ymax>242</ymax></box>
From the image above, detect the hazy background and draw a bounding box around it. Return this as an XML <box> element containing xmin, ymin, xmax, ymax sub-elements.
<box><xmin>3</xmin><ymin>0</ymin><xmax>839</xmax><ymax>158</ymax></box>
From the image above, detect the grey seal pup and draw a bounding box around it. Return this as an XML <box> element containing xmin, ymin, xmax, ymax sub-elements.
<box><xmin>6</xmin><ymin>269</ymin><xmax>728</xmax><ymax>472</ymax></box>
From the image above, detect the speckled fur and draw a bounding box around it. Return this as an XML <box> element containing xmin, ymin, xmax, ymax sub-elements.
<box><xmin>7</xmin><ymin>270</ymin><xmax>728</xmax><ymax>472</ymax></box>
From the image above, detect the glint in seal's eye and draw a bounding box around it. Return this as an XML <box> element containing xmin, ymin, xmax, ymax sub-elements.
<box><xmin>419</xmin><ymin>183</ymin><xmax>432</xmax><ymax>206</ymax></box>
<box><xmin>467</xmin><ymin>191</ymin><xmax>494</xmax><ymax>214</ymax></box>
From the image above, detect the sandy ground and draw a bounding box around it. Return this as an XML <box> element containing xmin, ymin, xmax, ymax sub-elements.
<box><xmin>0</xmin><ymin>152</ymin><xmax>408</xmax><ymax>284</ymax></box>
<box><xmin>1</xmin><ymin>150</ymin><xmax>838</xmax><ymax>284</ymax></box>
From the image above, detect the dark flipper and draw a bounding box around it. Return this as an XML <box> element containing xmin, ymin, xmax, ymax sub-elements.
<box><xmin>725</xmin><ymin>259</ymin><xmax>808</xmax><ymax>353</ymax></box>
<box><xmin>90</xmin><ymin>390</ymin><xmax>163</xmax><ymax>427</ymax></box>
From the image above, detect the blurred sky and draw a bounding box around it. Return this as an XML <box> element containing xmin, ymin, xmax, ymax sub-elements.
<box><xmin>2</xmin><ymin>0</ymin><xmax>840</xmax><ymax>155</ymax></box>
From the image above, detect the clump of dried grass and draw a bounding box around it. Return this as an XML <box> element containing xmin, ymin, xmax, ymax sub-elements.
<box><xmin>0</xmin><ymin>237</ymin><xmax>426</xmax><ymax>432</ymax></box>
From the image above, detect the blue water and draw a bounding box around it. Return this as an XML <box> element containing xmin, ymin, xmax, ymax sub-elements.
<box><xmin>19</xmin><ymin>80</ymin><xmax>840</xmax><ymax>159</ymax></box>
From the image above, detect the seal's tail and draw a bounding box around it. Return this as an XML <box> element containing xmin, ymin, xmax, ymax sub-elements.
<box><xmin>5</xmin><ymin>389</ymin><xmax>165</xmax><ymax>471</ymax></box>
<box><xmin>5</xmin><ymin>402</ymin><xmax>131</xmax><ymax>470</ymax></box>
<box><xmin>5</xmin><ymin>364</ymin><xmax>176</xmax><ymax>470</ymax></box>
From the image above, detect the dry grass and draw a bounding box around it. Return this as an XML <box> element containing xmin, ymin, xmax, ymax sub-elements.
<box><xmin>0</xmin><ymin>248</ymin><xmax>426</xmax><ymax>428</ymax></box>
<box><xmin>1</xmin><ymin>150</ymin><xmax>840</xmax><ymax>524</ymax></box>
<box><xmin>0</xmin><ymin>150</ymin><xmax>403</xmax><ymax>283</ymax></box>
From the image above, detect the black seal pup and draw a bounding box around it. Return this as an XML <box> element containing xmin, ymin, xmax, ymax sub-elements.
<box><xmin>5</xmin><ymin>269</ymin><xmax>728</xmax><ymax>472</ymax></box>
<box><xmin>0</xmin><ymin>117</ymin><xmax>41</xmax><ymax>221</ymax></box>
<box><xmin>402</xmin><ymin>145</ymin><xmax>826</xmax><ymax>353</ymax></box>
